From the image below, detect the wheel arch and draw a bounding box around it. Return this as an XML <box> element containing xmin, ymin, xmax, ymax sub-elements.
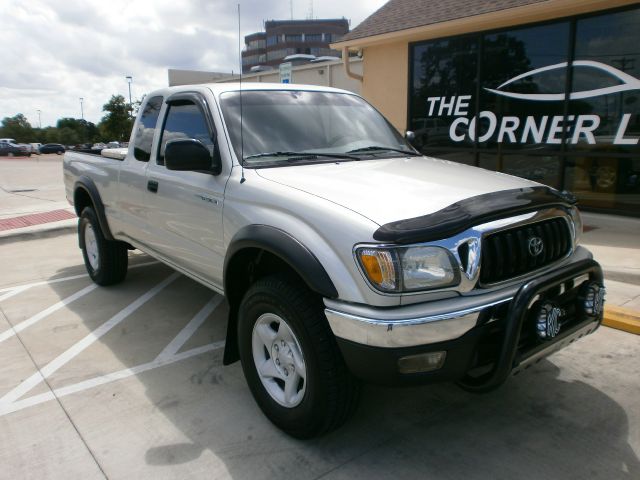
<box><xmin>73</xmin><ymin>176</ymin><xmax>115</xmax><ymax>241</ymax></box>
<box><xmin>222</xmin><ymin>225</ymin><xmax>338</xmax><ymax>365</ymax></box>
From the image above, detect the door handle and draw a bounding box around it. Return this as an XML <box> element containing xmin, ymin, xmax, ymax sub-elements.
<box><xmin>147</xmin><ymin>180</ymin><xmax>159</xmax><ymax>193</ymax></box>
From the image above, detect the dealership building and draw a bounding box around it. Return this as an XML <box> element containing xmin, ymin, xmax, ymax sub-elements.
<box><xmin>333</xmin><ymin>0</ymin><xmax>639</xmax><ymax>216</ymax></box>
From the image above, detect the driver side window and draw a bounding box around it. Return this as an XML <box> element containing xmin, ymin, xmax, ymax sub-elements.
<box><xmin>157</xmin><ymin>101</ymin><xmax>213</xmax><ymax>166</ymax></box>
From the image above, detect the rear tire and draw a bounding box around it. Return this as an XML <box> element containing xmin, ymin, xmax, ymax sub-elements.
<box><xmin>238</xmin><ymin>275</ymin><xmax>360</xmax><ymax>438</ymax></box>
<box><xmin>79</xmin><ymin>207</ymin><xmax>128</xmax><ymax>285</ymax></box>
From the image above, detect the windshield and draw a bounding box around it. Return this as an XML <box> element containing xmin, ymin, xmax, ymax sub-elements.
<box><xmin>219</xmin><ymin>90</ymin><xmax>412</xmax><ymax>166</ymax></box>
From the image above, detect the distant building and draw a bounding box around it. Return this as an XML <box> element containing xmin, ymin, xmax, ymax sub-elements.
<box><xmin>168</xmin><ymin>69</ymin><xmax>232</xmax><ymax>87</ymax></box>
<box><xmin>242</xmin><ymin>19</ymin><xmax>349</xmax><ymax>73</ymax></box>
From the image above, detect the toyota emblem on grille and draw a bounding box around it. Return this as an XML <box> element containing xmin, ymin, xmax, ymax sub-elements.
<box><xmin>528</xmin><ymin>236</ymin><xmax>544</xmax><ymax>257</ymax></box>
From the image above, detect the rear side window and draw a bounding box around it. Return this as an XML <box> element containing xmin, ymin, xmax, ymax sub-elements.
<box><xmin>157</xmin><ymin>101</ymin><xmax>213</xmax><ymax>166</ymax></box>
<box><xmin>133</xmin><ymin>96</ymin><xmax>163</xmax><ymax>161</ymax></box>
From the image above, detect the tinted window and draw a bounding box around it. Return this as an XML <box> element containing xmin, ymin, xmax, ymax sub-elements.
<box><xmin>133</xmin><ymin>96</ymin><xmax>163</xmax><ymax>161</ymax></box>
<box><xmin>568</xmin><ymin>8</ymin><xmax>640</xmax><ymax>153</ymax></box>
<box><xmin>220</xmin><ymin>91</ymin><xmax>407</xmax><ymax>164</ymax></box>
<box><xmin>479</xmin><ymin>22</ymin><xmax>570</xmax><ymax>150</ymax></box>
<box><xmin>158</xmin><ymin>101</ymin><xmax>213</xmax><ymax>165</ymax></box>
<box><xmin>409</xmin><ymin>36</ymin><xmax>478</xmax><ymax>154</ymax></box>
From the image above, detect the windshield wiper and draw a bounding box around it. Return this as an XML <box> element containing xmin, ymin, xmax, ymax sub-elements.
<box><xmin>244</xmin><ymin>151</ymin><xmax>360</xmax><ymax>161</ymax></box>
<box><xmin>347</xmin><ymin>146</ymin><xmax>421</xmax><ymax>156</ymax></box>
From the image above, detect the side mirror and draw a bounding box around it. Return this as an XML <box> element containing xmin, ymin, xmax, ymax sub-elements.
<box><xmin>165</xmin><ymin>139</ymin><xmax>222</xmax><ymax>174</ymax></box>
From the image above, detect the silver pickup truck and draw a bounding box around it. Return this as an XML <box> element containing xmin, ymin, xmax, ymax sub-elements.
<box><xmin>63</xmin><ymin>83</ymin><xmax>605</xmax><ymax>438</ymax></box>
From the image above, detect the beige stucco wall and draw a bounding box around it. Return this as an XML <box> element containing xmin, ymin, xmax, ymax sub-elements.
<box><xmin>215</xmin><ymin>60</ymin><xmax>363</xmax><ymax>95</ymax></box>
<box><xmin>361</xmin><ymin>42</ymin><xmax>408</xmax><ymax>133</ymax></box>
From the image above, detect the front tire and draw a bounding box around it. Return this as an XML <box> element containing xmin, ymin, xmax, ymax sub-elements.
<box><xmin>238</xmin><ymin>275</ymin><xmax>360</xmax><ymax>438</ymax></box>
<box><xmin>79</xmin><ymin>207</ymin><xmax>128</xmax><ymax>285</ymax></box>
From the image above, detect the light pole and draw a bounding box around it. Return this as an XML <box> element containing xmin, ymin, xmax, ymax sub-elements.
<box><xmin>125</xmin><ymin>75</ymin><xmax>133</xmax><ymax>117</ymax></box>
<box><xmin>79</xmin><ymin>97</ymin><xmax>84</xmax><ymax>120</ymax></box>
<box><xmin>37</xmin><ymin>110</ymin><xmax>41</xmax><ymax>129</ymax></box>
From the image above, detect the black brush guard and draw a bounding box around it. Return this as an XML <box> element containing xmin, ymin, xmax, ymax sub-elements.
<box><xmin>458</xmin><ymin>259</ymin><xmax>604</xmax><ymax>392</ymax></box>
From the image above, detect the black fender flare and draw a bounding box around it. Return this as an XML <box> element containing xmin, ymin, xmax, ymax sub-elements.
<box><xmin>74</xmin><ymin>176</ymin><xmax>115</xmax><ymax>241</ymax></box>
<box><xmin>224</xmin><ymin>224</ymin><xmax>338</xmax><ymax>299</ymax></box>
<box><xmin>222</xmin><ymin>225</ymin><xmax>338</xmax><ymax>364</ymax></box>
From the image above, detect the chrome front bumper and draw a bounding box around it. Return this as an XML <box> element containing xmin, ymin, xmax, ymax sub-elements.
<box><xmin>324</xmin><ymin>295</ymin><xmax>512</xmax><ymax>348</ymax></box>
<box><xmin>326</xmin><ymin>246</ymin><xmax>595</xmax><ymax>349</ymax></box>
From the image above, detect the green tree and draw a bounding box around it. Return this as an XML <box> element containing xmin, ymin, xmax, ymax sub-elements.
<box><xmin>44</xmin><ymin>127</ymin><xmax>60</xmax><ymax>143</ymax></box>
<box><xmin>56</xmin><ymin>118</ymin><xmax>98</xmax><ymax>143</ymax></box>
<box><xmin>0</xmin><ymin>114</ymin><xmax>34</xmax><ymax>142</ymax></box>
<box><xmin>98</xmin><ymin>95</ymin><xmax>133</xmax><ymax>142</ymax></box>
<box><xmin>58</xmin><ymin>127</ymin><xmax>80</xmax><ymax>146</ymax></box>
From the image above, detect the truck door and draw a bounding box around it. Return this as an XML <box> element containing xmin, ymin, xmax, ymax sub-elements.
<box><xmin>114</xmin><ymin>95</ymin><xmax>164</xmax><ymax>242</ymax></box>
<box><xmin>143</xmin><ymin>93</ymin><xmax>226</xmax><ymax>289</ymax></box>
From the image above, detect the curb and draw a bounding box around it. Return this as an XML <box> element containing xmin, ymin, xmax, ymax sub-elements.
<box><xmin>0</xmin><ymin>220</ymin><xmax>76</xmax><ymax>244</ymax></box>
<box><xmin>602</xmin><ymin>305</ymin><xmax>640</xmax><ymax>335</ymax></box>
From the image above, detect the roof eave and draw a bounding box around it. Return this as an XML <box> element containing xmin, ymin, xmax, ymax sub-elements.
<box><xmin>331</xmin><ymin>0</ymin><xmax>635</xmax><ymax>50</ymax></box>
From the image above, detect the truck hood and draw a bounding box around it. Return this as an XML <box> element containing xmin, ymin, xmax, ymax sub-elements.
<box><xmin>255</xmin><ymin>156</ymin><xmax>539</xmax><ymax>226</ymax></box>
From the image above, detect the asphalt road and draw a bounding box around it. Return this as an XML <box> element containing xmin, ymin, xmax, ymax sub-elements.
<box><xmin>0</xmin><ymin>231</ymin><xmax>638</xmax><ymax>479</ymax></box>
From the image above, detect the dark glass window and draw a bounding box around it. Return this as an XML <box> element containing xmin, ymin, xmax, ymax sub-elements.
<box><xmin>409</xmin><ymin>36</ymin><xmax>478</xmax><ymax>155</ymax></box>
<box><xmin>479</xmin><ymin>22</ymin><xmax>570</xmax><ymax>150</ymax></box>
<box><xmin>305</xmin><ymin>34</ymin><xmax>322</xmax><ymax>42</ymax></box>
<box><xmin>220</xmin><ymin>91</ymin><xmax>407</xmax><ymax>163</ymax></box>
<box><xmin>157</xmin><ymin>101</ymin><xmax>213</xmax><ymax>165</ymax></box>
<box><xmin>285</xmin><ymin>34</ymin><xmax>302</xmax><ymax>42</ymax></box>
<box><xmin>133</xmin><ymin>96</ymin><xmax>163</xmax><ymax>161</ymax></box>
<box><xmin>564</xmin><ymin>156</ymin><xmax>640</xmax><ymax>210</ymax></box>
<box><xmin>267</xmin><ymin>35</ymin><xmax>280</xmax><ymax>46</ymax></box>
<box><xmin>568</xmin><ymin>8</ymin><xmax>640</xmax><ymax>154</ymax></box>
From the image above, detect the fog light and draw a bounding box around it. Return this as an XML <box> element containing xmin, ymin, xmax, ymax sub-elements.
<box><xmin>398</xmin><ymin>351</ymin><xmax>446</xmax><ymax>374</ymax></box>
<box><xmin>535</xmin><ymin>302</ymin><xmax>563</xmax><ymax>341</ymax></box>
<box><xmin>583</xmin><ymin>282</ymin><xmax>605</xmax><ymax>317</ymax></box>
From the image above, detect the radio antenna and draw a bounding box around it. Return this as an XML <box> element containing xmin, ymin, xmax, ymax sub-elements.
<box><xmin>238</xmin><ymin>3</ymin><xmax>246</xmax><ymax>183</ymax></box>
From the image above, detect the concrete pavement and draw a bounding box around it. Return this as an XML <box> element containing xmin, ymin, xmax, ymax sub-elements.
<box><xmin>0</xmin><ymin>232</ymin><xmax>638</xmax><ymax>479</ymax></box>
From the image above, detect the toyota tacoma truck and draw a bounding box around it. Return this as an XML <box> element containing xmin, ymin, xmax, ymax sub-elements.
<box><xmin>63</xmin><ymin>83</ymin><xmax>606</xmax><ymax>438</ymax></box>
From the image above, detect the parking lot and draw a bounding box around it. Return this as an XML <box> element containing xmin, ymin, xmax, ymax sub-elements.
<box><xmin>0</xmin><ymin>228</ymin><xmax>638</xmax><ymax>479</ymax></box>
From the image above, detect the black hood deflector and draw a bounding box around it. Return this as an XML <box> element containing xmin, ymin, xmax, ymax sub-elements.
<box><xmin>373</xmin><ymin>187</ymin><xmax>576</xmax><ymax>244</ymax></box>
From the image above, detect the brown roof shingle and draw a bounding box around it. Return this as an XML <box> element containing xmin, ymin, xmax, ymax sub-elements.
<box><xmin>339</xmin><ymin>0</ymin><xmax>550</xmax><ymax>43</ymax></box>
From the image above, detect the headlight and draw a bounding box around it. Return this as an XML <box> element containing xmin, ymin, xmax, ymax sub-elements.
<box><xmin>356</xmin><ymin>245</ymin><xmax>459</xmax><ymax>293</ymax></box>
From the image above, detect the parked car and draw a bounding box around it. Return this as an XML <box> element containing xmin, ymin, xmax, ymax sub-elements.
<box><xmin>0</xmin><ymin>138</ymin><xmax>17</xmax><ymax>144</ymax></box>
<box><xmin>29</xmin><ymin>143</ymin><xmax>42</xmax><ymax>154</ymax></box>
<box><xmin>0</xmin><ymin>143</ymin><xmax>24</xmax><ymax>156</ymax></box>
<box><xmin>17</xmin><ymin>143</ymin><xmax>33</xmax><ymax>155</ymax></box>
<box><xmin>40</xmin><ymin>143</ymin><xmax>66</xmax><ymax>154</ymax></box>
<box><xmin>63</xmin><ymin>83</ymin><xmax>605</xmax><ymax>438</ymax></box>
<box><xmin>107</xmin><ymin>141</ymin><xmax>120</xmax><ymax>148</ymax></box>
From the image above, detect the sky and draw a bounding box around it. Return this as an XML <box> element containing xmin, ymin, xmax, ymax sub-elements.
<box><xmin>1</xmin><ymin>0</ymin><xmax>387</xmax><ymax>128</ymax></box>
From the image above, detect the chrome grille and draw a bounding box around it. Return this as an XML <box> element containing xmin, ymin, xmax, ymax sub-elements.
<box><xmin>480</xmin><ymin>217</ymin><xmax>572</xmax><ymax>285</ymax></box>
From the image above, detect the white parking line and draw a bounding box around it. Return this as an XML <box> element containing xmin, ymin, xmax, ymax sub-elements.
<box><xmin>0</xmin><ymin>285</ymin><xmax>31</xmax><ymax>302</ymax></box>
<box><xmin>0</xmin><ymin>272</ymin><xmax>180</xmax><ymax>405</ymax></box>
<box><xmin>0</xmin><ymin>260</ymin><xmax>159</xmax><ymax>295</ymax></box>
<box><xmin>0</xmin><ymin>284</ymin><xmax>98</xmax><ymax>344</ymax></box>
<box><xmin>156</xmin><ymin>295</ymin><xmax>223</xmax><ymax>361</ymax></box>
<box><xmin>0</xmin><ymin>341</ymin><xmax>225</xmax><ymax>417</ymax></box>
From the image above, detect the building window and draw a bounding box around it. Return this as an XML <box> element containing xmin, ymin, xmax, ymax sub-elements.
<box><xmin>569</xmin><ymin>8</ymin><xmax>640</xmax><ymax>154</ymax></box>
<box><xmin>247</xmin><ymin>39</ymin><xmax>265</xmax><ymax>50</ymax></box>
<box><xmin>408</xmin><ymin>5</ymin><xmax>640</xmax><ymax>215</ymax></box>
<box><xmin>267</xmin><ymin>49</ymin><xmax>287</xmax><ymax>61</ymax></box>
<box><xmin>479</xmin><ymin>21</ymin><xmax>570</xmax><ymax>151</ymax></box>
<box><xmin>305</xmin><ymin>34</ymin><xmax>322</xmax><ymax>42</ymax></box>
<box><xmin>286</xmin><ymin>34</ymin><xmax>302</xmax><ymax>42</ymax></box>
<box><xmin>267</xmin><ymin>35</ymin><xmax>280</xmax><ymax>46</ymax></box>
